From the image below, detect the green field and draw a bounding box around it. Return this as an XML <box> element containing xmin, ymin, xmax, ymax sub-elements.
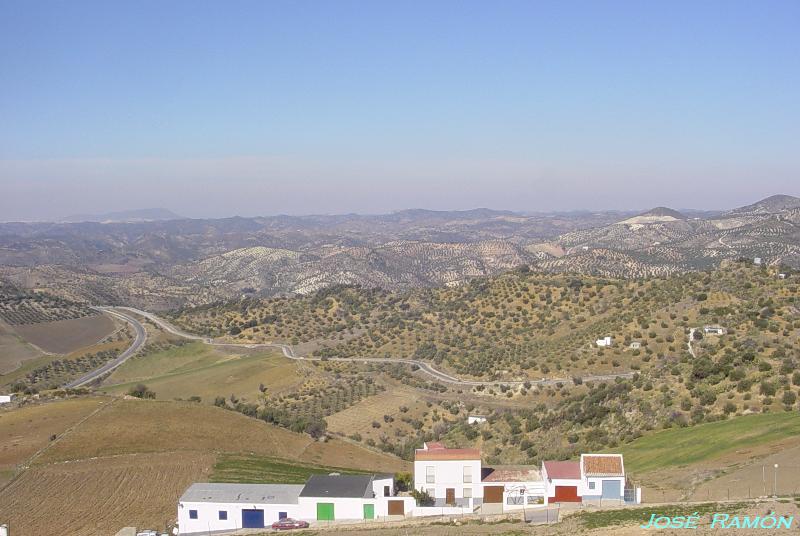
<box><xmin>210</xmin><ymin>453</ymin><xmax>372</xmax><ymax>484</ymax></box>
<box><xmin>616</xmin><ymin>412</ymin><xmax>800</xmax><ymax>474</ymax></box>
<box><xmin>101</xmin><ymin>342</ymin><xmax>302</xmax><ymax>401</ymax></box>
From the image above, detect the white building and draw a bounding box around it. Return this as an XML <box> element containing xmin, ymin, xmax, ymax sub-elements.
<box><xmin>480</xmin><ymin>466</ymin><xmax>546</xmax><ymax>512</ymax></box>
<box><xmin>467</xmin><ymin>415</ymin><xmax>487</xmax><ymax>425</ymax></box>
<box><xmin>754</xmin><ymin>257</ymin><xmax>762</xmax><ymax>265</ymax></box>
<box><xmin>0</xmin><ymin>394</ymin><xmax>15</xmax><ymax>404</ymax></box>
<box><xmin>703</xmin><ymin>325</ymin><xmax>726</xmax><ymax>335</ymax></box>
<box><xmin>413</xmin><ymin>442</ymin><xmax>482</xmax><ymax>508</ymax></box>
<box><xmin>179</xmin><ymin>447</ymin><xmax>637</xmax><ymax>533</ymax></box>
<box><xmin>178</xmin><ymin>475</ymin><xmax>413</xmax><ymax>534</ymax></box>
<box><xmin>629</xmin><ymin>341</ymin><xmax>642</xmax><ymax>350</ymax></box>
<box><xmin>542</xmin><ymin>454</ymin><xmax>632</xmax><ymax>504</ymax></box>
<box><xmin>412</xmin><ymin>442</ymin><xmax>547</xmax><ymax>515</ymax></box>
<box><xmin>178</xmin><ymin>483</ymin><xmax>304</xmax><ymax>533</ymax></box>
<box><xmin>595</xmin><ymin>336</ymin><xmax>613</xmax><ymax>347</ymax></box>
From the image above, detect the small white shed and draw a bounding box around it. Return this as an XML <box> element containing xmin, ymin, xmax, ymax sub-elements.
<box><xmin>0</xmin><ymin>394</ymin><xmax>16</xmax><ymax>404</ymax></box>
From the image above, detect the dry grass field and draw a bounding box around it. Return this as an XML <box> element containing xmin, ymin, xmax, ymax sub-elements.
<box><xmin>0</xmin><ymin>397</ymin><xmax>106</xmax><ymax>487</ymax></box>
<box><xmin>101</xmin><ymin>342</ymin><xmax>307</xmax><ymax>402</ymax></box>
<box><xmin>0</xmin><ymin>320</ymin><xmax>41</xmax><ymax>374</ymax></box>
<box><xmin>36</xmin><ymin>399</ymin><xmax>409</xmax><ymax>471</ymax></box>
<box><xmin>13</xmin><ymin>313</ymin><xmax>116</xmax><ymax>354</ymax></box>
<box><xmin>0</xmin><ymin>451</ymin><xmax>213</xmax><ymax>536</ymax></box>
<box><xmin>0</xmin><ymin>397</ymin><xmax>409</xmax><ymax>536</ymax></box>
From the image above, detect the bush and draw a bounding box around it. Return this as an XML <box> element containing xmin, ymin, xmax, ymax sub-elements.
<box><xmin>127</xmin><ymin>384</ymin><xmax>155</xmax><ymax>399</ymax></box>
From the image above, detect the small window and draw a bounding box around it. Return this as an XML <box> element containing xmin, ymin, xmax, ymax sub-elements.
<box><xmin>527</xmin><ymin>495</ymin><xmax>544</xmax><ymax>505</ymax></box>
<box><xmin>589</xmin><ymin>481</ymin><xmax>596</xmax><ymax>490</ymax></box>
<box><xmin>506</xmin><ymin>495</ymin><xmax>524</xmax><ymax>505</ymax></box>
<box><xmin>426</xmin><ymin>466</ymin><xmax>435</xmax><ymax>484</ymax></box>
<box><xmin>279</xmin><ymin>511</ymin><xmax>288</xmax><ymax>519</ymax></box>
<box><xmin>463</xmin><ymin>487</ymin><xmax>472</xmax><ymax>498</ymax></box>
<box><xmin>384</xmin><ymin>485</ymin><xmax>391</xmax><ymax>497</ymax></box>
<box><xmin>463</xmin><ymin>465</ymin><xmax>472</xmax><ymax>483</ymax></box>
<box><xmin>218</xmin><ymin>510</ymin><xmax>227</xmax><ymax>520</ymax></box>
<box><xmin>189</xmin><ymin>510</ymin><xmax>198</xmax><ymax>520</ymax></box>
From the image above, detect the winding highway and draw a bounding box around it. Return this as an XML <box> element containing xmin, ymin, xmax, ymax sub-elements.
<box><xmin>109</xmin><ymin>306</ymin><xmax>635</xmax><ymax>388</ymax></box>
<box><xmin>64</xmin><ymin>307</ymin><xmax>148</xmax><ymax>388</ymax></box>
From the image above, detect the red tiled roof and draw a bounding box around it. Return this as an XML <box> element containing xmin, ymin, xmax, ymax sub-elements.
<box><xmin>425</xmin><ymin>442</ymin><xmax>445</xmax><ymax>450</ymax></box>
<box><xmin>543</xmin><ymin>460</ymin><xmax>580</xmax><ymax>480</ymax></box>
<box><xmin>582</xmin><ymin>454</ymin><xmax>624</xmax><ymax>476</ymax></box>
<box><xmin>415</xmin><ymin>448</ymin><xmax>481</xmax><ymax>461</ymax></box>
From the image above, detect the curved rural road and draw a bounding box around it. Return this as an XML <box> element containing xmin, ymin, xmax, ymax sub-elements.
<box><xmin>64</xmin><ymin>307</ymin><xmax>148</xmax><ymax>388</ymax></box>
<box><xmin>112</xmin><ymin>306</ymin><xmax>634</xmax><ymax>388</ymax></box>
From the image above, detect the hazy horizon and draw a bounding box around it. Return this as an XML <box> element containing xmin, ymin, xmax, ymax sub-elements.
<box><xmin>2</xmin><ymin>1</ymin><xmax>798</xmax><ymax>221</ymax></box>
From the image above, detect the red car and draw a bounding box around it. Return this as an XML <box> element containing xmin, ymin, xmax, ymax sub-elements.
<box><xmin>271</xmin><ymin>518</ymin><xmax>310</xmax><ymax>530</ymax></box>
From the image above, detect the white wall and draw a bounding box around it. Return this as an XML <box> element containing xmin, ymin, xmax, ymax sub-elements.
<box><xmin>490</xmin><ymin>480</ymin><xmax>547</xmax><ymax>511</ymax></box>
<box><xmin>178</xmin><ymin>501</ymin><xmax>300</xmax><ymax>534</ymax></box>
<box><xmin>413</xmin><ymin>459</ymin><xmax>483</xmax><ymax>500</ymax></box>
<box><xmin>371</xmin><ymin>476</ymin><xmax>395</xmax><ymax>498</ymax></box>
<box><xmin>583</xmin><ymin>476</ymin><xmax>626</xmax><ymax>499</ymax></box>
<box><xmin>0</xmin><ymin>395</ymin><xmax>14</xmax><ymax>404</ymax></box>
<box><xmin>412</xmin><ymin>505</ymin><xmax>472</xmax><ymax>517</ymax></box>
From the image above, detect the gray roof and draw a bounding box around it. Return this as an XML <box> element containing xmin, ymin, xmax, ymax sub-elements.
<box><xmin>180</xmin><ymin>483</ymin><xmax>303</xmax><ymax>505</ymax></box>
<box><xmin>299</xmin><ymin>474</ymin><xmax>375</xmax><ymax>499</ymax></box>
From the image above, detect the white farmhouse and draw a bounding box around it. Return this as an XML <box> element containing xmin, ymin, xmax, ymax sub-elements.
<box><xmin>178</xmin><ymin>475</ymin><xmax>413</xmax><ymax>534</ymax></box>
<box><xmin>542</xmin><ymin>454</ymin><xmax>631</xmax><ymax>504</ymax></box>
<box><xmin>178</xmin><ymin>483</ymin><xmax>304</xmax><ymax>533</ymax></box>
<box><xmin>595</xmin><ymin>336</ymin><xmax>613</xmax><ymax>347</ymax></box>
<box><xmin>0</xmin><ymin>394</ymin><xmax>16</xmax><ymax>404</ymax></box>
<box><xmin>413</xmin><ymin>442</ymin><xmax>482</xmax><ymax>508</ymax></box>
<box><xmin>467</xmin><ymin>415</ymin><xmax>487</xmax><ymax>425</ymax></box>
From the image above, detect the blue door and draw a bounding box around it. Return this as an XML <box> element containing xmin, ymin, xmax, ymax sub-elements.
<box><xmin>242</xmin><ymin>509</ymin><xmax>265</xmax><ymax>528</ymax></box>
<box><xmin>601</xmin><ymin>480</ymin><xmax>621</xmax><ymax>499</ymax></box>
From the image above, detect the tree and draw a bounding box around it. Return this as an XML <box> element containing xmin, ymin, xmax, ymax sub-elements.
<box><xmin>304</xmin><ymin>418</ymin><xmax>327</xmax><ymax>439</ymax></box>
<box><xmin>127</xmin><ymin>384</ymin><xmax>155</xmax><ymax>399</ymax></box>
<box><xmin>411</xmin><ymin>488</ymin><xmax>434</xmax><ymax>506</ymax></box>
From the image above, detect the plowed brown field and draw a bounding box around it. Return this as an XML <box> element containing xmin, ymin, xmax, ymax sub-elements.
<box><xmin>0</xmin><ymin>451</ymin><xmax>213</xmax><ymax>536</ymax></box>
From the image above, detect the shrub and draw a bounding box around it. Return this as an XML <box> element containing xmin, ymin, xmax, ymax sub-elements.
<box><xmin>127</xmin><ymin>384</ymin><xmax>155</xmax><ymax>399</ymax></box>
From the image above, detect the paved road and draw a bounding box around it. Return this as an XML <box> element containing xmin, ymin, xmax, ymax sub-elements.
<box><xmin>114</xmin><ymin>306</ymin><xmax>635</xmax><ymax>387</ymax></box>
<box><xmin>64</xmin><ymin>307</ymin><xmax>148</xmax><ymax>388</ymax></box>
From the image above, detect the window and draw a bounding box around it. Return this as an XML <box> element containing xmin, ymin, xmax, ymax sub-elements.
<box><xmin>384</xmin><ymin>485</ymin><xmax>391</xmax><ymax>497</ymax></box>
<box><xmin>463</xmin><ymin>465</ymin><xmax>472</xmax><ymax>483</ymax></box>
<box><xmin>588</xmin><ymin>481</ymin><xmax>596</xmax><ymax>490</ymax></box>
<box><xmin>189</xmin><ymin>510</ymin><xmax>198</xmax><ymax>520</ymax></box>
<box><xmin>506</xmin><ymin>495</ymin><xmax>524</xmax><ymax>505</ymax></box>
<box><xmin>279</xmin><ymin>512</ymin><xmax>287</xmax><ymax>520</ymax></box>
<box><xmin>218</xmin><ymin>510</ymin><xmax>227</xmax><ymax>520</ymax></box>
<box><xmin>463</xmin><ymin>487</ymin><xmax>472</xmax><ymax>498</ymax></box>
<box><xmin>426</xmin><ymin>466</ymin><xmax>435</xmax><ymax>484</ymax></box>
<box><xmin>527</xmin><ymin>495</ymin><xmax>544</xmax><ymax>505</ymax></box>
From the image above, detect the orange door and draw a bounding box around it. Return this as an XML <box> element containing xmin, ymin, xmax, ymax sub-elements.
<box><xmin>551</xmin><ymin>486</ymin><xmax>581</xmax><ymax>502</ymax></box>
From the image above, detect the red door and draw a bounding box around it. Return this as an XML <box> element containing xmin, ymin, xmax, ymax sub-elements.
<box><xmin>551</xmin><ymin>485</ymin><xmax>581</xmax><ymax>502</ymax></box>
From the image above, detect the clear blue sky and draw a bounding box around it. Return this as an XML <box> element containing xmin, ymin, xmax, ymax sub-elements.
<box><xmin>1</xmin><ymin>0</ymin><xmax>798</xmax><ymax>219</ymax></box>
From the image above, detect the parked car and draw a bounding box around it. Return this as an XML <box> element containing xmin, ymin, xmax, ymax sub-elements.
<box><xmin>271</xmin><ymin>518</ymin><xmax>310</xmax><ymax>530</ymax></box>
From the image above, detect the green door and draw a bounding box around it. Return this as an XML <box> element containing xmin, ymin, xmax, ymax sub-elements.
<box><xmin>317</xmin><ymin>502</ymin><xmax>335</xmax><ymax>521</ymax></box>
<box><xmin>363</xmin><ymin>503</ymin><xmax>374</xmax><ymax>519</ymax></box>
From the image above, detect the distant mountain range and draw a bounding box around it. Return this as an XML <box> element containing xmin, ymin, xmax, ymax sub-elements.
<box><xmin>60</xmin><ymin>208</ymin><xmax>185</xmax><ymax>223</ymax></box>
<box><xmin>0</xmin><ymin>195</ymin><xmax>798</xmax><ymax>309</ymax></box>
